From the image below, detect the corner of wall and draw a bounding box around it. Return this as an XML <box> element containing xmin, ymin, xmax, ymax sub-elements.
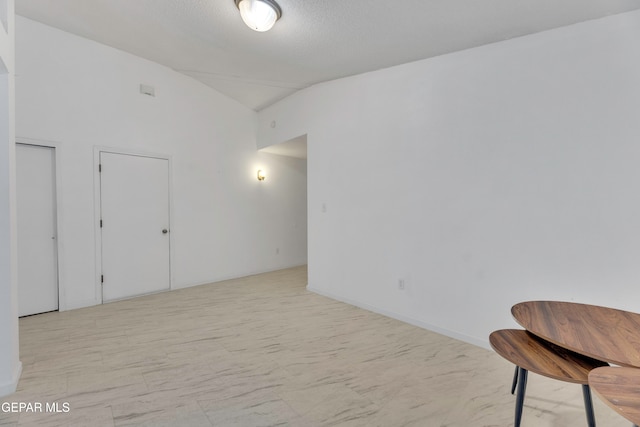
<box><xmin>0</xmin><ymin>360</ymin><xmax>21</xmax><ymax>397</ymax></box>
<box><xmin>0</xmin><ymin>0</ymin><xmax>20</xmax><ymax>397</ymax></box>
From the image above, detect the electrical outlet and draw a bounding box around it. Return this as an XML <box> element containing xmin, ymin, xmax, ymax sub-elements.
<box><xmin>398</xmin><ymin>279</ymin><xmax>405</xmax><ymax>290</ymax></box>
<box><xmin>276</xmin><ymin>247</ymin><xmax>280</xmax><ymax>255</ymax></box>
<box><xmin>140</xmin><ymin>84</ymin><xmax>155</xmax><ymax>97</ymax></box>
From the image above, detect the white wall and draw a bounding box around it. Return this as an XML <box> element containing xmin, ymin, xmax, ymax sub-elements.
<box><xmin>258</xmin><ymin>10</ymin><xmax>640</xmax><ymax>348</ymax></box>
<box><xmin>16</xmin><ymin>16</ymin><xmax>307</xmax><ymax>311</ymax></box>
<box><xmin>0</xmin><ymin>0</ymin><xmax>20</xmax><ymax>397</ymax></box>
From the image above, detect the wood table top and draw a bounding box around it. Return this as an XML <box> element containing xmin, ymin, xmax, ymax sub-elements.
<box><xmin>489</xmin><ymin>329</ymin><xmax>607</xmax><ymax>384</ymax></box>
<box><xmin>512</xmin><ymin>301</ymin><xmax>640</xmax><ymax>368</ymax></box>
<box><xmin>589</xmin><ymin>366</ymin><xmax>640</xmax><ymax>425</ymax></box>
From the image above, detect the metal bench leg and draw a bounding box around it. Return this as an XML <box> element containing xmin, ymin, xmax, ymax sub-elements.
<box><xmin>515</xmin><ymin>367</ymin><xmax>528</xmax><ymax>427</ymax></box>
<box><xmin>582</xmin><ymin>384</ymin><xmax>596</xmax><ymax>427</ymax></box>
<box><xmin>511</xmin><ymin>366</ymin><xmax>519</xmax><ymax>395</ymax></box>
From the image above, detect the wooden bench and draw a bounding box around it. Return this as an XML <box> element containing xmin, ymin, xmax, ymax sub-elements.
<box><xmin>490</xmin><ymin>329</ymin><xmax>608</xmax><ymax>427</ymax></box>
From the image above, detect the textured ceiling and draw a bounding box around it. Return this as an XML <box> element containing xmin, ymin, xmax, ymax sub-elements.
<box><xmin>16</xmin><ymin>0</ymin><xmax>640</xmax><ymax>111</ymax></box>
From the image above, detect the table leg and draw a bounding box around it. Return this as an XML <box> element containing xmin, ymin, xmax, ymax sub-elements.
<box><xmin>515</xmin><ymin>367</ymin><xmax>528</xmax><ymax>427</ymax></box>
<box><xmin>511</xmin><ymin>366</ymin><xmax>519</xmax><ymax>395</ymax></box>
<box><xmin>582</xmin><ymin>384</ymin><xmax>596</xmax><ymax>427</ymax></box>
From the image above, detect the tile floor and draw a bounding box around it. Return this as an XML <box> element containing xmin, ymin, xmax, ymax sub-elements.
<box><xmin>0</xmin><ymin>266</ymin><xmax>632</xmax><ymax>426</ymax></box>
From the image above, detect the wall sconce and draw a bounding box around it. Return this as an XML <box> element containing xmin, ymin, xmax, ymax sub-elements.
<box><xmin>257</xmin><ymin>170</ymin><xmax>266</xmax><ymax>181</ymax></box>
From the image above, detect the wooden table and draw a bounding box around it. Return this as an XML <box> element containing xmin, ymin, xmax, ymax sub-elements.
<box><xmin>512</xmin><ymin>301</ymin><xmax>640</xmax><ymax>368</ymax></box>
<box><xmin>589</xmin><ymin>366</ymin><xmax>640</xmax><ymax>426</ymax></box>
<box><xmin>490</xmin><ymin>328</ymin><xmax>607</xmax><ymax>427</ymax></box>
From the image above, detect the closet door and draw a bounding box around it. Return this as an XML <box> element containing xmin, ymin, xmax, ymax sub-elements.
<box><xmin>100</xmin><ymin>152</ymin><xmax>171</xmax><ymax>302</ymax></box>
<box><xmin>16</xmin><ymin>143</ymin><xmax>59</xmax><ymax>316</ymax></box>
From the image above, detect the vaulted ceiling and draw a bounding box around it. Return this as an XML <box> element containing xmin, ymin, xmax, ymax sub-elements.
<box><xmin>17</xmin><ymin>0</ymin><xmax>640</xmax><ymax>111</ymax></box>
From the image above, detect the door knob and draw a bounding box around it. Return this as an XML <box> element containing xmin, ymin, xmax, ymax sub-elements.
<box><xmin>162</xmin><ymin>229</ymin><xmax>168</xmax><ymax>234</ymax></box>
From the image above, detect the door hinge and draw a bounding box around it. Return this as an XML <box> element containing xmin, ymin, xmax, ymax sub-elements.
<box><xmin>101</xmin><ymin>275</ymin><xmax>104</xmax><ymax>284</ymax></box>
<box><xmin>100</xmin><ymin>219</ymin><xmax>103</xmax><ymax>228</ymax></box>
<box><xmin>99</xmin><ymin>164</ymin><xmax>102</xmax><ymax>173</ymax></box>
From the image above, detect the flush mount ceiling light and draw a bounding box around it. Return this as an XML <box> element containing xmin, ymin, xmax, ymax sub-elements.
<box><xmin>234</xmin><ymin>0</ymin><xmax>282</xmax><ymax>32</ymax></box>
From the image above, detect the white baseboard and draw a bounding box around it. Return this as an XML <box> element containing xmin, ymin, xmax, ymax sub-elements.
<box><xmin>307</xmin><ymin>285</ymin><xmax>490</xmax><ymax>350</ymax></box>
<box><xmin>63</xmin><ymin>298</ymin><xmax>101</xmax><ymax>312</ymax></box>
<box><xmin>0</xmin><ymin>361</ymin><xmax>22</xmax><ymax>398</ymax></box>
<box><xmin>174</xmin><ymin>264</ymin><xmax>308</xmax><ymax>290</ymax></box>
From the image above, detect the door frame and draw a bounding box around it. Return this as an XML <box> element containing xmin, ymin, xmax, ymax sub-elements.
<box><xmin>15</xmin><ymin>137</ymin><xmax>64</xmax><ymax>311</ymax></box>
<box><xmin>93</xmin><ymin>146</ymin><xmax>174</xmax><ymax>304</ymax></box>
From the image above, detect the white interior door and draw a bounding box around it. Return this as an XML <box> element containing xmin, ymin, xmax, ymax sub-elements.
<box><xmin>100</xmin><ymin>152</ymin><xmax>171</xmax><ymax>302</ymax></box>
<box><xmin>16</xmin><ymin>144</ymin><xmax>59</xmax><ymax>317</ymax></box>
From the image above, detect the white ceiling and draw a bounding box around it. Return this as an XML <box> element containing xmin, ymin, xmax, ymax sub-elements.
<box><xmin>16</xmin><ymin>0</ymin><xmax>640</xmax><ymax>112</ymax></box>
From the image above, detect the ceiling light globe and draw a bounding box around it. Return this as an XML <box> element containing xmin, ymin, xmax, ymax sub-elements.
<box><xmin>235</xmin><ymin>0</ymin><xmax>281</xmax><ymax>32</ymax></box>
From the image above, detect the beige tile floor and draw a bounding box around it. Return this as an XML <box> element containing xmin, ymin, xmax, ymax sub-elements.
<box><xmin>0</xmin><ymin>266</ymin><xmax>632</xmax><ymax>426</ymax></box>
